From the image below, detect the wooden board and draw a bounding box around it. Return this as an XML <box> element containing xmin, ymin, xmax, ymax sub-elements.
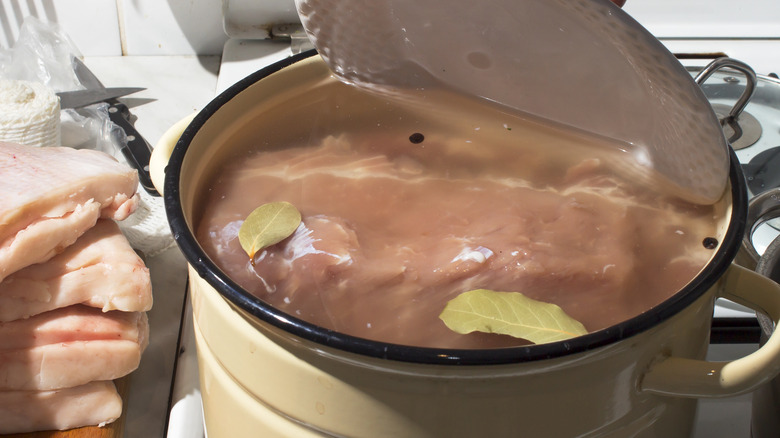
<box><xmin>2</xmin><ymin>377</ymin><xmax>130</xmax><ymax>438</ymax></box>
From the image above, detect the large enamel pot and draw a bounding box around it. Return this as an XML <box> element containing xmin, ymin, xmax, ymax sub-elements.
<box><xmin>154</xmin><ymin>51</ymin><xmax>780</xmax><ymax>437</ymax></box>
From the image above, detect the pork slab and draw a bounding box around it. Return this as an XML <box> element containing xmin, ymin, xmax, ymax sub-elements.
<box><xmin>0</xmin><ymin>380</ymin><xmax>122</xmax><ymax>434</ymax></box>
<box><xmin>0</xmin><ymin>219</ymin><xmax>152</xmax><ymax>322</ymax></box>
<box><xmin>0</xmin><ymin>305</ymin><xmax>148</xmax><ymax>391</ymax></box>
<box><xmin>0</xmin><ymin>141</ymin><xmax>139</xmax><ymax>281</ymax></box>
<box><xmin>197</xmin><ymin>135</ymin><xmax>717</xmax><ymax>349</ymax></box>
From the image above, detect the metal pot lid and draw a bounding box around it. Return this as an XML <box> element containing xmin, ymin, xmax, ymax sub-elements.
<box><xmin>296</xmin><ymin>0</ymin><xmax>731</xmax><ymax>205</ymax></box>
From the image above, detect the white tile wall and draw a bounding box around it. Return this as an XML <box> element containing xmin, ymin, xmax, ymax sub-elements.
<box><xmin>119</xmin><ymin>0</ymin><xmax>228</xmax><ymax>56</ymax></box>
<box><xmin>0</xmin><ymin>0</ymin><xmax>229</xmax><ymax>56</ymax></box>
<box><xmin>4</xmin><ymin>0</ymin><xmax>775</xmax><ymax>56</ymax></box>
<box><xmin>223</xmin><ymin>0</ymin><xmax>298</xmax><ymax>39</ymax></box>
<box><xmin>0</xmin><ymin>0</ymin><xmax>122</xmax><ymax>55</ymax></box>
<box><xmin>623</xmin><ymin>0</ymin><xmax>780</xmax><ymax>38</ymax></box>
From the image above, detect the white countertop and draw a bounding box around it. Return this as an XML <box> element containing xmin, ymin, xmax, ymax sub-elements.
<box><xmin>81</xmin><ymin>56</ymin><xmax>220</xmax><ymax>150</ymax></box>
<box><xmin>80</xmin><ymin>55</ymin><xmax>219</xmax><ymax>437</ymax></box>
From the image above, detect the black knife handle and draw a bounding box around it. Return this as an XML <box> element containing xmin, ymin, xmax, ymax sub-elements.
<box><xmin>106</xmin><ymin>101</ymin><xmax>160</xmax><ymax>197</ymax></box>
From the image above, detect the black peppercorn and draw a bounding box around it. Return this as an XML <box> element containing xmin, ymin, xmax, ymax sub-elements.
<box><xmin>409</xmin><ymin>133</ymin><xmax>425</xmax><ymax>144</ymax></box>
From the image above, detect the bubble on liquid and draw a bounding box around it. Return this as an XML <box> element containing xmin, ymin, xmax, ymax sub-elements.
<box><xmin>466</xmin><ymin>51</ymin><xmax>492</xmax><ymax>70</ymax></box>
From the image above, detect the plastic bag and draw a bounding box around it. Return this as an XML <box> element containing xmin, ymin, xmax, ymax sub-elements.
<box><xmin>0</xmin><ymin>17</ymin><xmax>125</xmax><ymax>157</ymax></box>
<box><xmin>0</xmin><ymin>17</ymin><xmax>82</xmax><ymax>91</ymax></box>
<box><xmin>0</xmin><ymin>16</ymin><xmax>173</xmax><ymax>256</ymax></box>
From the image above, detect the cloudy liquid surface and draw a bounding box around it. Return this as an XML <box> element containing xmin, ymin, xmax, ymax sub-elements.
<box><xmin>195</xmin><ymin>78</ymin><xmax>721</xmax><ymax>349</ymax></box>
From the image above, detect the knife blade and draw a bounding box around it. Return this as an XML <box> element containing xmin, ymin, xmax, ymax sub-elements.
<box><xmin>70</xmin><ymin>57</ymin><xmax>159</xmax><ymax>196</ymax></box>
<box><xmin>57</xmin><ymin>87</ymin><xmax>145</xmax><ymax>109</ymax></box>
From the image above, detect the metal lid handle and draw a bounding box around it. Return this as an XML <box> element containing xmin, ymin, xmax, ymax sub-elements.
<box><xmin>695</xmin><ymin>57</ymin><xmax>758</xmax><ymax>120</ymax></box>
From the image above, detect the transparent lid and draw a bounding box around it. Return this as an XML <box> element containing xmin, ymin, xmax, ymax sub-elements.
<box><xmin>295</xmin><ymin>0</ymin><xmax>731</xmax><ymax>204</ymax></box>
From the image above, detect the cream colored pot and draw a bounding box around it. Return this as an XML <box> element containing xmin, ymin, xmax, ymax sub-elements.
<box><xmin>152</xmin><ymin>52</ymin><xmax>780</xmax><ymax>438</ymax></box>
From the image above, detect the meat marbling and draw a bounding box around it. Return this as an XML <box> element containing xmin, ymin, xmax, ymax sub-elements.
<box><xmin>0</xmin><ymin>219</ymin><xmax>152</xmax><ymax>322</ymax></box>
<box><xmin>0</xmin><ymin>380</ymin><xmax>122</xmax><ymax>434</ymax></box>
<box><xmin>0</xmin><ymin>305</ymin><xmax>149</xmax><ymax>391</ymax></box>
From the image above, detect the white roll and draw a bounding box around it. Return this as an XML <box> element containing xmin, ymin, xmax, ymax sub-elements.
<box><xmin>0</xmin><ymin>79</ymin><xmax>61</xmax><ymax>148</ymax></box>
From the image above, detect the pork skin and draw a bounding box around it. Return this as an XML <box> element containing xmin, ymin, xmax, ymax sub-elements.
<box><xmin>0</xmin><ymin>141</ymin><xmax>139</xmax><ymax>281</ymax></box>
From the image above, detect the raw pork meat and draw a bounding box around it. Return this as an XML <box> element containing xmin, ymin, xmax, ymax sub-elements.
<box><xmin>0</xmin><ymin>305</ymin><xmax>148</xmax><ymax>390</ymax></box>
<box><xmin>0</xmin><ymin>141</ymin><xmax>139</xmax><ymax>281</ymax></box>
<box><xmin>0</xmin><ymin>380</ymin><xmax>121</xmax><ymax>434</ymax></box>
<box><xmin>198</xmin><ymin>135</ymin><xmax>718</xmax><ymax>349</ymax></box>
<box><xmin>0</xmin><ymin>219</ymin><xmax>152</xmax><ymax>322</ymax></box>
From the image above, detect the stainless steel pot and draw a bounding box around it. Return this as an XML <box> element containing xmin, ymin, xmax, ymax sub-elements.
<box><xmin>743</xmin><ymin>187</ymin><xmax>780</xmax><ymax>438</ymax></box>
<box><xmin>153</xmin><ymin>52</ymin><xmax>780</xmax><ymax>438</ymax></box>
<box><xmin>755</xmin><ymin>244</ymin><xmax>780</xmax><ymax>438</ymax></box>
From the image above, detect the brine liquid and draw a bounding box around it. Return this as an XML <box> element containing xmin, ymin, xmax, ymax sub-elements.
<box><xmin>195</xmin><ymin>78</ymin><xmax>722</xmax><ymax>349</ymax></box>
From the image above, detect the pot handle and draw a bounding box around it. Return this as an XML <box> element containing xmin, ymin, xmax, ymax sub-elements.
<box><xmin>149</xmin><ymin>113</ymin><xmax>197</xmax><ymax>195</ymax></box>
<box><xmin>738</xmin><ymin>187</ymin><xmax>780</xmax><ymax>270</ymax></box>
<box><xmin>694</xmin><ymin>58</ymin><xmax>756</xmax><ymax>121</ymax></box>
<box><xmin>640</xmin><ymin>264</ymin><xmax>780</xmax><ymax>398</ymax></box>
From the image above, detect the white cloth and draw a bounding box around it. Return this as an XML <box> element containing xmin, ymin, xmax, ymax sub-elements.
<box><xmin>118</xmin><ymin>188</ymin><xmax>174</xmax><ymax>257</ymax></box>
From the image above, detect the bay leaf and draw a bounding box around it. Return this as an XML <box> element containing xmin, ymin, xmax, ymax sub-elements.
<box><xmin>238</xmin><ymin>201</ymin><xmax>301</xmax><ymax>259</ymax></box>
<box><xmin>439</xmin><ymin>289</ymin><xmax>588</xmax><ymax>345</ymax></box>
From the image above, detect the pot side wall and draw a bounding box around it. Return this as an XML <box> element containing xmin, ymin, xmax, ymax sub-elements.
<box><xmin>189</xmin><ymin>263</ymin><xmax>717</xmax><ymax>438</ymax></box>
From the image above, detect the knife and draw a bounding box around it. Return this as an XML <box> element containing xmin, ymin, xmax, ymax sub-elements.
<box><xmin>57</xmin><ymin>87</ymin><xmax>145</xmax><ymax>109</ymax></box>
<box><xmin>70</xmin><ymin>57</ymin><xmax>159</xmax><ymax>197</ymax></box>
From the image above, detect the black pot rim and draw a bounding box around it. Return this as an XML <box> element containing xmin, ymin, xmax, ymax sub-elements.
<box><xmin>164</xmin><ymin>50</ymin><xmax>748</xmax><ymax>366</ymax></box>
